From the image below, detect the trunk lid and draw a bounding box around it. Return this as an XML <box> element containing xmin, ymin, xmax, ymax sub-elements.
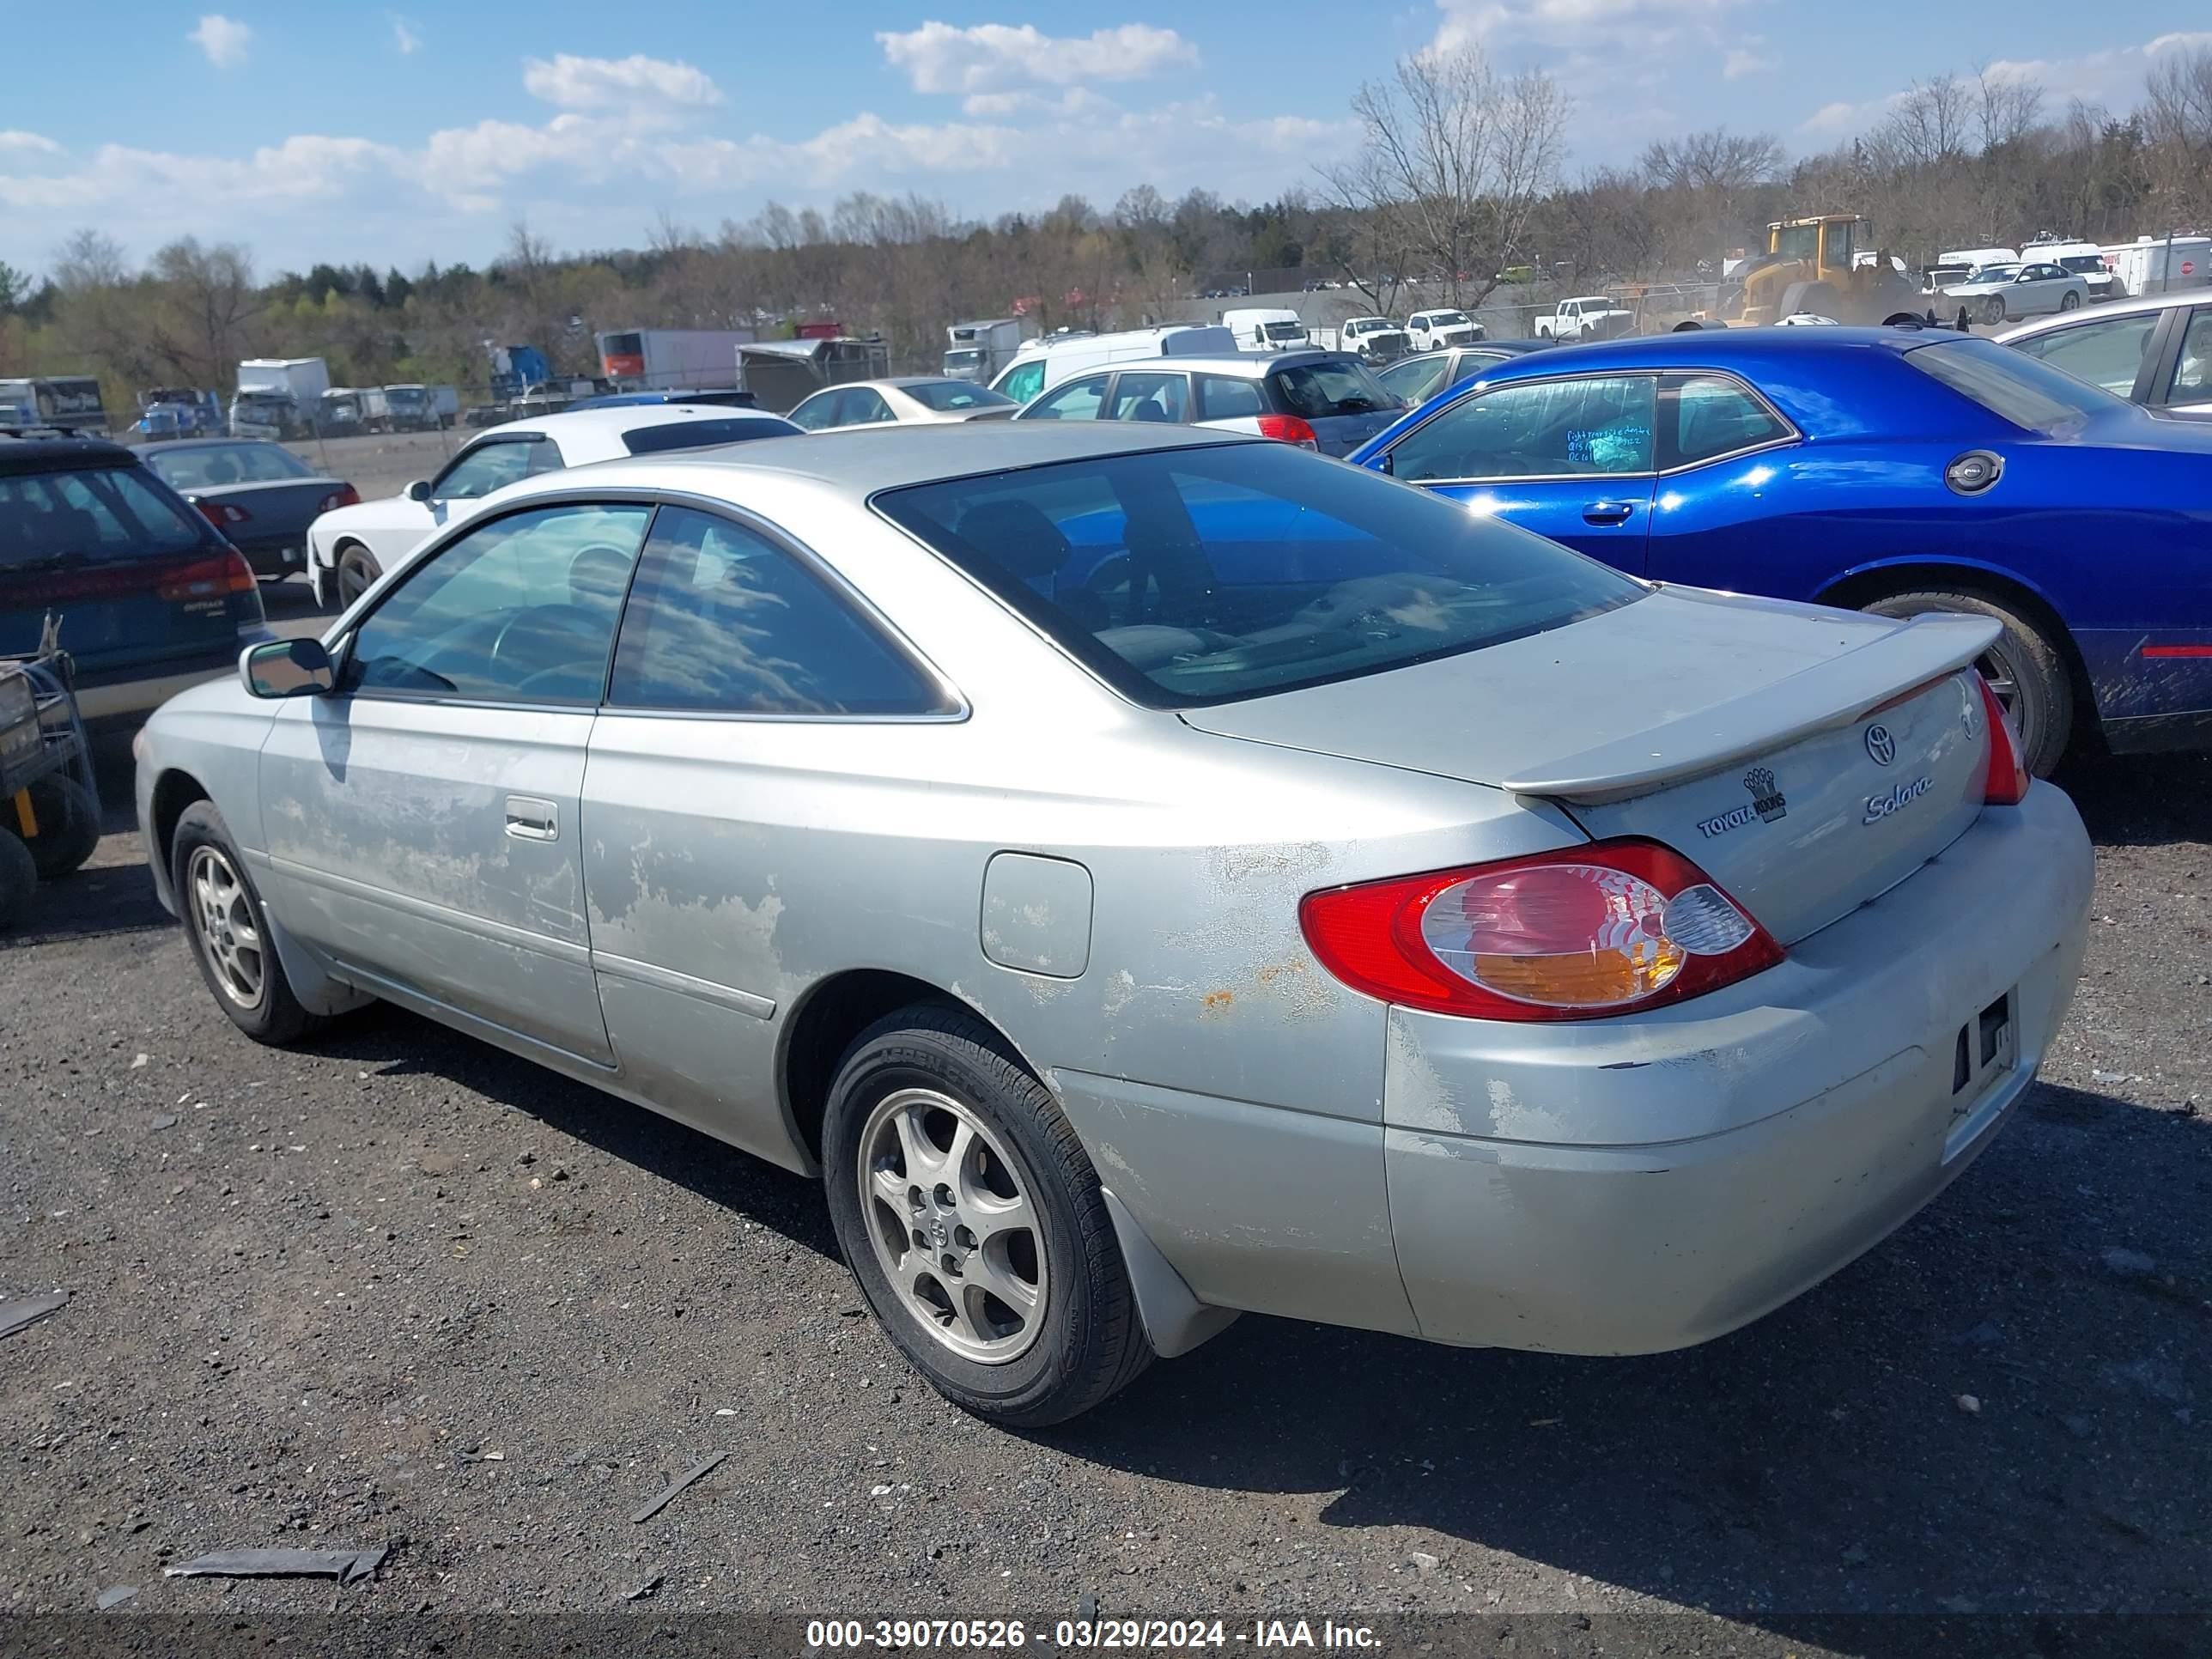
<box><xmin>1178</xmin><ymin>587</ymin><xmax>1997</xmax><ymax>944</ymax></box>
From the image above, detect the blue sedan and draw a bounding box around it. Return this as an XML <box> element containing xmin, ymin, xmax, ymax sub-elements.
<box><xmin>1349</xmin><ymin>327</ymin><xmax>2212</xmax><ymax>773</ymax></box>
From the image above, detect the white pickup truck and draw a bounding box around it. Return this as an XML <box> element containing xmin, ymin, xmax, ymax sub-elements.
<box><xmin>1534</xmin><ymin>295</ymin><xmax>1635</xmax><ymax>339</ymax></box>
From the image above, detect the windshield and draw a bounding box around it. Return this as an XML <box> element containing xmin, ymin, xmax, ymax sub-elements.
<box><xmin>0</xmin><ymin>465</ymin><xmax>209</xmax><ymax>568</ymax></box>
<box><xmin>1905</xmin><ymin>337</ymin><xmax>2124</xmax><ymax>435</ymax></box>
<box><xmin>144</xmin><ymin>442</ymin><xmax>313</xmax><ymax>488</ymax></box>
<box><xmin>1430</xmin><ymin>312</ymin><xmax>1471</xmax><ymax>328</ymax></box>
<box><xmin>944</xmin><ymin>349</ymin><xmax>984</xmax><ymax>369</ymax></box>
<box><xmin>1773</xmin><ymin>224</ymin><xmax>1819</xmax><ymax>261</ymax></box>
<box><xmin>1972</xmin><ymin>264</ymin><xmax>2021</xmax><ymax>283</ymax></box>
<box><xmin>2058</xmin><ymin>257</ymin><xmax>2105</xmax><ymax>275</ymax></box>
<box><xmin>874</xmin><ymin>442</ymin><xmax>1641</xmax><ymax>708</ymax></box>
<box><xmin>1261</xmin><ymin>323</ymin><xmax>1308</xmax><ymax>341</ymax></box>
<box><xmin>386</xmin><ymin>386</ymin><xmax>428</xmax><ymax>404</ymax></box>
<box><xmin>1268</xmin><ymin>357</ymin><xmax>1401</xmax><ymax>418</ymax></box>
<box><xmin>904</xmin><ymin>380</ymin><xmax>1015</xmax><ymax>412</ymax></box>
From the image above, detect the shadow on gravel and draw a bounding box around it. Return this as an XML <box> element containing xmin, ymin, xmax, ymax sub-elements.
<box><xmin>2059</xmin><ymin>750</ymin><xmax>2212</xmax><ymax>848</ymax></box>
<box><xmin>300</xmin><ymin>1004</ymin><xmax>837</xmax><ymax>1257</ymax></box>
<box><xmin>1062</xmin><ymin>1080</ymin><xmax>2210</xmax><ymax>1627</ymax></box>
<box><xmin>0</xmin><ymin>858</ymin><xmax>173</xmax><ymax>946</ymax></box>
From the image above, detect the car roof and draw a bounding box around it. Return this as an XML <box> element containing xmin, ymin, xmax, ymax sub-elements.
<box><xmin>126</xmin><ymin>435</ymin><xmax>282</xmax><ymax>452</ymax></box>
<box><xmin>1054</xmin><ymin>350</ymin><xmax>1350</xmax><ymax>380</ymax></box>
<box><xmin>1453</xmin><ymin>326</ymin><xmax>1954</xmax><ymax>376</ymax></box>
<box><xmin>0</xmin><ymin>436</ymin><xmax>138</xmax><ymax>476</ymax></box>
<box><xmin>516</xmin><ymin>421</ymin><xmax>1255</xmax><ymax>499</ymax></box>
<box><xmin>1996</xmin><ymin>287</ymin><xmax>2209</xmax><ymax>340</ymax></box>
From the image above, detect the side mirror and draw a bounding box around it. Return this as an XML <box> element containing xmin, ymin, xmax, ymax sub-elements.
<box><xmin>404</xmin><ymin>478</ymin><xmax>433</xmax><ymax>502</ymax></box>
<box><xmin>241</xmin><ymin>637</ymin><xmax>335</xmax><ymax>699</ymax></box>
<box><xmin>1375</xmin><ymin>449</ymin><xmax>1395</xmax><ymax>477</ymax></box>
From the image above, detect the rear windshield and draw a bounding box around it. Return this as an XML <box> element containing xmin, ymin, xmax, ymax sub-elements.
<box><xmin>904</xmin><ymin>380</ymin><xmax>1015</xmax><ymax>412</ymax></box>
<box><xmin>622</xmin><ymin>417</ymin><xmax>795</xmax><ymax>454</ymax></box>
<box><xmin>1905</xmin><ymin>337</ymin><xmax>2123</xmax><ymax>436</ymax></box>
<box><xmin>0</xmin><ymin>464</ymin><xmax>208</xmax><ymax>568</ymax></box>
<box><xmin>143</xmin><ymin>442</ymin><xmax>312</xmax><ymax>488</ymax></box>
<box><xmin>1267</xmin><ymin>358</ymin><xmax>1401</xmax><ymax>418</ymax></box>
<box><xmin>873</xmin><ymin>441</ymin><xmax>1642</xmax><ymax>708</ymax></box>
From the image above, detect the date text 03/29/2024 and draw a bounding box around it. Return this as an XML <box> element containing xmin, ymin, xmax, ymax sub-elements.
<box><xmin>805</xmin><ymin>1618</ymin><xmax>1382</xmax><ymax>1650</ymax></box>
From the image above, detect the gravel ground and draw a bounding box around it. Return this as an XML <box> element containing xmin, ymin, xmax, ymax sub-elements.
<box><xmin>281</xmin><ymin>429</ymin><xmax>464</xmax><ymax>504</ymax></box>
<box><xmin>0</xmin><ymin>750</ymin><xmax>2205</xmax><ymax>1650</ymax></box>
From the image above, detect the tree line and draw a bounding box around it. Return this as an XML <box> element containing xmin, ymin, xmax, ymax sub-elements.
<box><xmin>2</xmin><ymin>40</ymin><xmax>2207</xmax><ymax>417</ymax></box>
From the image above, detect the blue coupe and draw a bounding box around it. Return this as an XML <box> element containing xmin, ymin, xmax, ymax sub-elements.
<box><xmin>1349</xmin><ymin>327</ymin><xmax>2212</xmax><ymax>772</ymax></box>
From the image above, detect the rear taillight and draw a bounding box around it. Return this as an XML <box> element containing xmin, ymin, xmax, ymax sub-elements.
<box><xmin>194</xmin><ymin>499</ymin><xmax>252</xmax><ymax>527</ymax></box>
<box><xmin>1977</xmin><ymin>673</ymin><xmax>2029</xmax><ymax>805</ymax></box>
<box><xmin>319</xmin><ymin>483</ymin><xmax>360</xmax><ymax>513</ymax></box>
<box><xmin>1300</xmin><ymin>840</ymin><xmax>1784</xmax><ymax>1022</ymax></box>
<box><xmin>1255</xmin><ymin>413</ymin><xmax>1319</xmax><ymax>449</ymax></box>
<box><xmin>156</xmin><ymin>550</ymin><xmax>257</xmax><ymax>603</ymax></box>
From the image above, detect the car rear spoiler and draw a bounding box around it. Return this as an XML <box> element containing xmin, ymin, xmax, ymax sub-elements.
<box><xmin>1500</xmin><ymin>611</ymin><xmax>2001</xmax><ymax>804</ymax></box>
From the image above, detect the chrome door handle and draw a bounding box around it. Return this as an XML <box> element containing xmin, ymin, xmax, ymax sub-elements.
<box><xmin>505</xmin><ymin>796</ymin><xmax>558</xmax><ymax>842</ymax></box>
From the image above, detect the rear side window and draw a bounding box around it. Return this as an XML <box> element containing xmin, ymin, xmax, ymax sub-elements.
<box><xmin>1108</xmin><ymin>373</ymin><xmax>1188</xmax><ymax>423</ymax></box>
<box><xmin>1666</xmin><ymin>375</ymin><xmax>1791</xmax><ymax>467</ymax></box>
<box><xmin>875</xmin><ymin>441</ymin><xmax>1642</xmax><ymax>708</ymax></box>
<box><xmin>1195</xmin><ymin>374</ymin><xmax>1264</xmax><ymax>420</ymax></box>
<box><xmin>2009</xmin><ymin>313</ymin><xmax>2159</xmax><ymax>398</ymax></box>
<box><xmin>1267</xmin><ymin>358</ymin><xmax>1399</xmax><ymax>418</ymax></box>
<box><xmin>1386</xmin><ymin>374</ymin><xmax>1656</xmax><ymax>482</ymax></box>
<box><xmin>0</xmin><ymin>465</ymin><xmax>207</xmax><ymax>567</ymax></box>
<box><xmin>608</xmin><ymin>507</ymin><xmax>945</xmax><ymax>716</ymax></box>
<box><xmin>622</xmin><ymin>418</ymin><xmax>794</xmax><ymax>454</ymax></box>
<box><xmin>1905</xmin><ymin>337</ymin><xmax>2120</xmax><ymax>434</ymax></box>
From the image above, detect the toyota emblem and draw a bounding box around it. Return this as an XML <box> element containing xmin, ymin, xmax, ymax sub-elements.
<box><xmin>1865</xmin><ymin>723</ymin><xmax>1896</xmax><ymax>767</ymax></box>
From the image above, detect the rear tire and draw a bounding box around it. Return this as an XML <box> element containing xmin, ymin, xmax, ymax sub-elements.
<box><xmin>822</xmin><ymin>1005</ymin><xmax>1153</xmax><ymax>1427</ymax></box>
<box><xmin>2059</xmin><ymin>291</ymin><xmax>2081</xmax><ymax>312</ymax></box>
<box><xmin>1862</xmin><ymin>589</ymin><xmax>2075</xmax><ymax>775</ymax></box>
<box><xmin>172</xmin><ymin>800</ymin><xmax>324</xmax><ymax>1046</ymax></box>
<box><xmin>21</xmin><ymin>775</ymin><xmax>100</xmax><ymax>878</ymax></box>
<box><xmin>0</xmin><ymin>829</ymin><xmax>36</xmax><ymax>930</ymax></box>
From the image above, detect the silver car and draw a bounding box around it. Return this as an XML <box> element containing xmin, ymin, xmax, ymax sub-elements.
<box><xmin>1939</xmin><ymin>260</ymin><xmax>2090</xmax><ymax>325</ymax></box>
<box><xmin>136</xmin><ymin>423</ymin><xmax>2094</xmax><ymax>1426</ymax></box>
<box><xmin>1013</xmin><ymin>350</ymin><xmax>1403</xmax><ymax>457</ymax></box>
<box><xmin>1997</xmin><ymin>288</ymin><xmax>2212</xmax><ymax>419</ymax></box>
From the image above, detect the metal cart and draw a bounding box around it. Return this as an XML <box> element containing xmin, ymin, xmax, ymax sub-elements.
<box><xmin>1</xmin><ymin>628</ymin><xmax>102</xmax><ymax>930</ymax></box>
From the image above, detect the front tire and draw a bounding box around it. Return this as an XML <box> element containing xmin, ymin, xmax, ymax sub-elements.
<box><xmin>1983</xmin><ymin>295</ymin><xmax>2007</xmax><ymax>325</ymax></box>
<box><xmin>1863</xmin><ymin>590</ymin><xmax>2075</xmax><ymax>775</ymax></box>
<box><xmin>335</xmin><ymin>543</ymin><xmax>382</xmax><ymax>605</ymax></box>
<box><xmin>822</xmin><ymin>1006</ymin><xmax>1153</xmax><ymax>1427</ymax></box>
<box><xmin>172</xmin><ymin>801</ymin><xmax>323</xmax><ymax>1045</ymax></box>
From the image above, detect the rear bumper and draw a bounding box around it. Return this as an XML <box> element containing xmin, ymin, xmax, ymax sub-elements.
<box><xmin>229</xmin><ymin>535</ymin><xmax>309</xmax><ymax>579</ymax></box>
<box><xmin>1382</xmin><ymin>784</ymin><xmax>2094</xmax><ymax>1352</ymax></box>
<box><xmin>70</xmin><ymin>645</ymin><xmax>246</xmax><ymax>731</ymax></box>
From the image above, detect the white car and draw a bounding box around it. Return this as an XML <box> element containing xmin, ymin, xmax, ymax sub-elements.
<box><xmin>1406</xmin><ymin>309</ymin><xmax>1486</xmax><ymax>351</ymax></box>
<box><xmin>1338</xmin><ymin>317</ymin><xmax>1413</xmax><ymax>362</ymax></box>
<box><xmin>305</xmin><ymin>405</ymin><xmax>796</xmax><ymax>607</ymax></box>
<box><xmin>1534</xmin><ymin>296</ymin><xmax>1636</xmax><ymax>339</ymax></box>
<box><xmin>1938</xmin><ymin>261</ymin><xmax>2090</xmax><ymax>325</ymax></box>
<box><xmin>787</xmin><ymin>377</ymin><xmax>1018</xmax><ymax>431</ymax></box>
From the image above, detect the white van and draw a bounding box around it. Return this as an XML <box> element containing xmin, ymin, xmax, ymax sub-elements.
<box><xmin>990</xmin><ymin>325</ymin><xmax>1237</xmax><ymax>404</ymax></box>
<box><xmin>1223</xmin><ymin>308</ymin><xmax>1310</xmax><ymax>351</ymax></box>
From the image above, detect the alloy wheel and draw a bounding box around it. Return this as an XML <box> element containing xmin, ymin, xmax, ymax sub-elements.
<box><xmin>188</xmin><ymin>845</ymin><xmax>265</xmax><ymax>1011</ymax></box>
<box><xmin>856</xmin><ymin>1086</ymin><xmax>1047</xmax><ymax>1364</ymax></box>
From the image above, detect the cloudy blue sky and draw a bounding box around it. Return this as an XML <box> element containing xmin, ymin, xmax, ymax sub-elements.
<box><xmin>2</xmin><ymin>1</ymin><xmax>2206</xmax><ymax>277</ymax></box>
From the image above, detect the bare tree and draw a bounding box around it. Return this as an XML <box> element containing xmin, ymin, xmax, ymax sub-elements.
<box><xmin>2143</xmin><ymin>44</ymin><xmax>2212</xmax><ymax>225</ymax></box>
<box><xmin>1871</xmin><ymin>74</ymin><xmax>1975</xmax><ymax>168</ymax></box>
<box><xmin>1974</xmin><ymin>64</ymin><xmax>2045</xmax><ymax>152</ymax></box>
<box><xmin>1321</xmin><ymin>43</ymin><xmax>1567</xmax><ymax>308</ymax></box>
<box><xmin>145</xmin><ymin>238</ymin><xmax>261</xmax><ymax>386</ymax></box>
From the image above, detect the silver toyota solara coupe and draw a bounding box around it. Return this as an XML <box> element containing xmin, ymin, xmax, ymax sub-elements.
<box><xmin>135</xmin><ymin>422</ymin><xmax>2094</xmax><ymax>1426</ymax></box>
